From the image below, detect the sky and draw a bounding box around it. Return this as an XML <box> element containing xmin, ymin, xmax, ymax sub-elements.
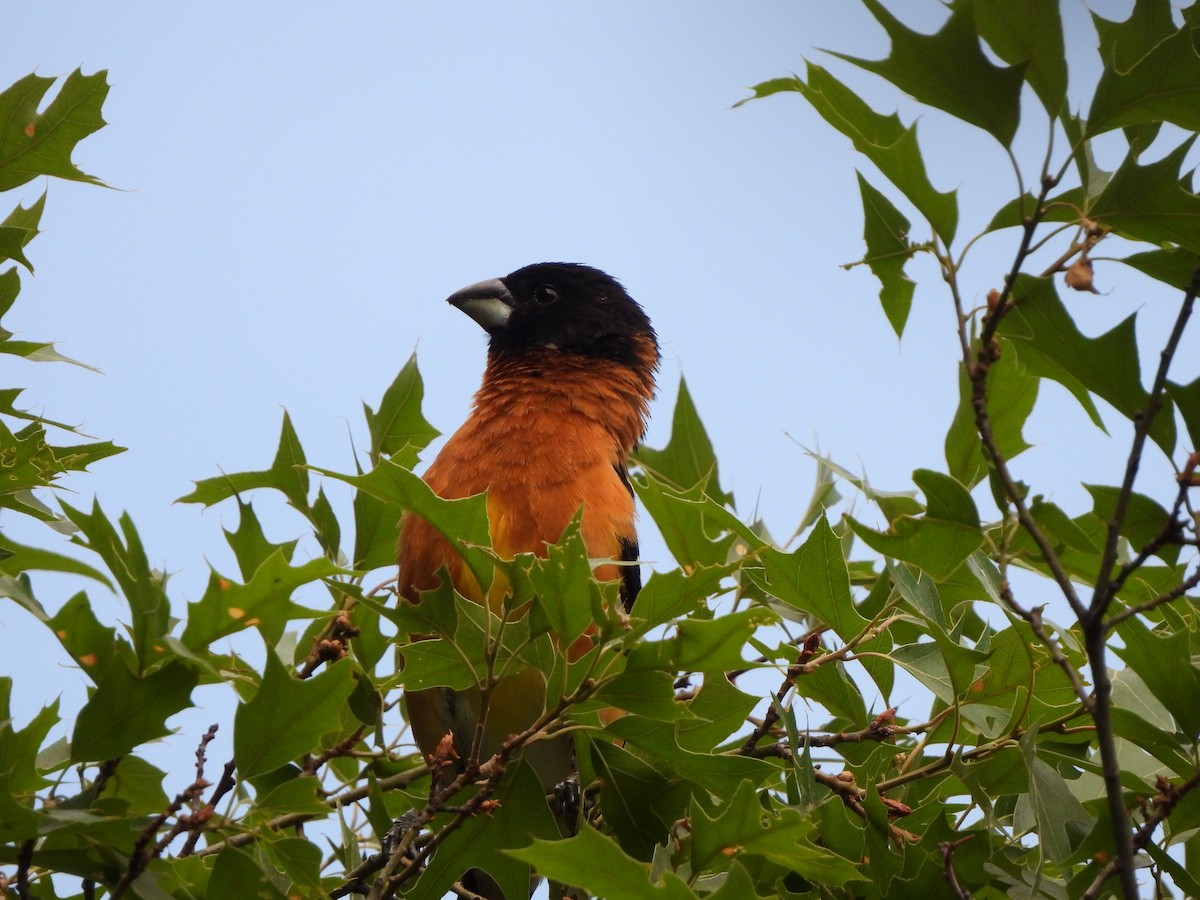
<box><xmin>3</xmin><ymin>0</ymin><xmax>1195</xmax><ymax>889</ymax></box>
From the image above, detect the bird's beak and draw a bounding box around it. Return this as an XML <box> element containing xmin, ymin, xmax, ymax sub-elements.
<box><xmin>447</xmin><ymin>278</ymin><xmax>514</xmax><ymax>334</ymax></box>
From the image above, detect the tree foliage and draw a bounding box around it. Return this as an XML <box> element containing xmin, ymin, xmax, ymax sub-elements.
<box><xmin>3</xmin><ymin>2</ymin><xmax>1200</xmax><ymax>898</ymax></box>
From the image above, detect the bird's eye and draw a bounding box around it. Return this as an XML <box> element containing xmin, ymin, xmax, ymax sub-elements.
<box><xmin>533</xmin><ymin>284</ymin><xmax>559</xmax><ymax>305</ymax></box>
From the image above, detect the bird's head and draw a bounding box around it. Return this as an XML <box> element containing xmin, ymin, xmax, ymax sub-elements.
<box><xmin>447</xmin><ymin>262</ymin><xmax>659</xmax><ymax>376</ymax></box>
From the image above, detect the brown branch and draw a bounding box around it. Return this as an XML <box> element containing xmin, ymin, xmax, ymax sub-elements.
<box><xmin>1104</xmin><ymin>564</ymin><xmax>1200</xmax><ymax>630</ymax></box>
<box><xmin>939</xmin><ymin>836</ymin><xmax>975</xmax><ymax>899</ymax></box>
<box><xmin>1090</xmin><ymin>268</ymin><xmax>1200</xmax><ymax>626</ymax></box>
<box><xmin>739</xmin><ymin>632</ymin><xmax>821</xmax><ymax>754</ymax></box>
<box><xmin>1081</xmin><ymin>770</ymin><xmax>1200</xmax><ymax>900</ymax></box>
<box><xmin>193</xmin><ymin>763</ymin><xmax>431</xmax><ymax>858</ymax></box>
<box><xmin>371</xmin><ymin>680</ymin><xmax>599</xmax><ymax>899</ymax></box>
<box><xmin>811</xmin><ymin>769</ymin><xmax>918</xmax><ymax>844</ymax></box>
<box><xmin>303</xmin><ymin>725</ymin><xmax>368</xmax><ymax>775</ymax></box>
<box><xmin>15</xmin><ymin>839</ymin><xmax>33</xmax><ymax>898</ymax></box>
<box><xmin>298</xmin><ymin>610</ymin><xmax>361</xmax><ymax>679</ymax></box>
<box><xmin>1080</xmin><ymin>265</ymin><xmax>1200</xmax><ymax>900</ymax></box>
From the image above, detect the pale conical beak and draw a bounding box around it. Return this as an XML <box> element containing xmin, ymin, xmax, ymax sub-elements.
<box><xmin>446</xmin><ymin>277</ymin><xmax>514</xmax><ymax>334</ymax></box>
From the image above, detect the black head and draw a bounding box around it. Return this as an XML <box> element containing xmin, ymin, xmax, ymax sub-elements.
<box><xmin>446</xmin><ymin>262</ymin><xmax>657</xmax><ymax>370</ymax></box>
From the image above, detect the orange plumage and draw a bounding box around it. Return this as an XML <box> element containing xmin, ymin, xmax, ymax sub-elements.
<box><xmin>398</xmin><ymin>263</ymin><xmax>658</xmax><ymax>796</ymax></box>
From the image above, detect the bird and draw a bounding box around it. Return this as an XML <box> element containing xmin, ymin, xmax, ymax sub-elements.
<box><xmin>396</xmin><ymin>262</ymin><xmax>658</xmax><ymax>893</ymax></box>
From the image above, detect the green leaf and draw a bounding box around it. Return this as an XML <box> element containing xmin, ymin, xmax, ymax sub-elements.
<box><xmin>180</xmin><ymin>552</ymin><xmax>334</xmax><ymax>651</ymax></box>
<box><xmin>742</xmin><ymin>63</ymin><xmax>957</xmax><ymax>241</ymax></box>
<box><xmin>855</xmin><ymin>172</ymin><xmax>916</xmax><ymax>337</ymax></box>
<box><xmin>974</xmin><ymin>0</ymin><xmax>1067</xmax><ymax>114</ymax></box>
<box><xmin>1088</xmin><ymin>2</ymin><xmax>1200</xmax><ymax>135</ymax></box>
<box><xmin>1085</xmin><ymin>484</ymin><xmax>1177</xmax><ymax>565</ymax></box>
<box><xmin>508</xmin><ymin>818</ymin><xmax>696</xmax><ymax>899</ymax></box>
<box><xmin>1115</xmin><ymin>246</ymin><xmax>1200</xmax><ymax>292</ymax></box>
<box><xmin>677</xmin><ymin>676</ymin><xmax>758</xmax><ymax>752</ymax></box>
<box><xmin>633</xmin><ymin>377</ymin><xmax>730</xmax><ymax>503</ymax></box>
<box><xmin>984</xmin><ymin>186</ymin><xmax>1086</xmax><ymax>234</ymax></box>
<box><xmin>627</xmin><ymin>608</ymin><xmax>774</xmax><ymax>675</ymax></box>
<box><xmin>593</xmin><ymin>671</ymin><xmax>688</xmax><ymax>721</ymax></box>
<box><xmin>888</xmin><ymin>559</ymin><xmax>945</xmax><ymax>627</ymax></box>
<box><xmin>1016</xmin><ymin>727</ymin><xmax>1091</xmax><ymax>863</ymax></box>
<box><xmin>207</xmin><ymin>846</ymin><xmax>287</xmax><ymax>900</ymax></box>
<box><xmin>996</xmin><ymin>274</ymin><xmax>1175</xmax><ymax>454</ymax></box>
<box><xmin>891</xmin><ymin>638</ymin><xmax>988</xmax><ymax>704</ymax></box>
<box><xmin>526</xmin><ymin>511</ymin><xmax>597</xmax><ymax>646</ymax></box>
<box><xmin>591</xmin><ymin>739</ymin><xmax>684</xmax><ymax>860</ymax></box>
<box><xmin>1090</xmin><ymin>137</ymin><xmax>1200</xmax><ymax>255</ymax></box>
<box><xmin>351</xmin><ymin>480</ymin><xmax>402</xmax><ymax>571</ymax></box>
<box><xmin>47</xmin><ymin>591</ymin><xmax>128</xmax><ymax>682</ymax></box>
<box><xmin>1168</xmin><ymin>375</ymin><xmax>1200</xmax><ymax>451</ymax></box>
<box><xmin>233</xmin><ymin>654</ymin><xmax>356</xmax><ymax>778</ymax></box>
<box><xmin>364</xmin><ymin>352</ymin><xmax>440</xmax><ymax>465</ymax></box>
<box><xmin>832</xmin><ymin>0</ymin><xmax>1024</xmax><ymax>145</ymax></box>
<box><xmin>177</xmin><ymin>411</ymin><xmax>310</xmax><ymax>511</ymax></box>
<box><xmin>0</xmin><ymin>70</ymin><xmax>109</xmax><ymax>191</ymax></box>
<box><xmin>0</xmin><ymin>534</ymin><xmax>112</xmax><ymax>587</ymax></box>
<box><xmin>310</xmin><ymin>485</ymin><xmax>341</xmax><ymax>559</ymax></box>
<box><xmin>606</xmin><ymin>716</ymin><xmax>773</xmax><ymax>796</ymax></box>
<box><xmin>222</xmin><ymin>498</ymin><xmax>298</xmax><ymax>582</ymax></box>
<box><xmin>0</xmin><ymin>681</ymin><xmax>58</xmax><ymax>796</ymax></box>
<box><xmin>804</xmin><ymin>449</ymin><xmax>923</xmax><ymax>522</ymax></box>
<box><xmin>320</xmin><ymin>457</ymin><xmax>494</xmax><ymax>592</ymax></box>
<box><xmin>70</xmin><ymin>659</ymin><xmax>197</xmax><ymax>762</ymax></box>
<box><xmin>0</xmin><ymin>422</ymin><xmax>122</xmax><ymax>496</ymax></box>
<box><xmin>414</xmin><ymin>760</ymin><xmax>559</xmax><ymax>900</ymax></box>
<box><xmin>632</xmin><ymin>475</ymin><xmax>739</xmax><ymax>571</ymax></box>
<box><xmin>632</xmin><ymin>564</ymin><xmax>733</xmax><ymax>630</ymax></box>
<box><xmin>0</xmin><ymin>193</ymin><xmax>45</xmax><ymax>271</ymax></box>
<box><xmin>263</xmin><ymin>837</ymin><xmax>324</xmax><ymax>896</ymax></box>
<box><xmin>1112</xmin><ymin>618</ymin><xmax>1200</xmax><ymax>738</ymax></box>
<box><xmin>690</xmin><ymin>780</ymin><xmax>862</xmax><ymax>885</ymax></box>
<box><xmin>945</xmin><ymin>351</ymin><xmax>1038</xmax><ymax>488</ymax></box>
<box><xmin>62</xmin><ymin>501</ymin><xmax>170</xmax><ymax>672</ymax></box>
<box><xmin>747</xmin><ymin>516</ymin><xmax>867</xmax><ymax>638</ymax></box>
<box><xmin>846</xmin><ymin>470</ymin><xmax>982</xmax><ymax>580</ymax></box>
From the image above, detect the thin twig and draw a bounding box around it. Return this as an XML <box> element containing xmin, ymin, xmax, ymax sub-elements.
<box><xmin>1081</xmin><ymin>770</ymin><xmax>1200</xmax><ymax>900</ymax></box>
<box><xmin>939</xmin><ymin>836</ymin><xmax>975</xmax><ymax>899</ymax></box>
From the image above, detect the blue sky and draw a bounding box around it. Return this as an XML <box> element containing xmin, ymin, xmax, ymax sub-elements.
<box><xmin>3</xmin><ymin>0</ymin><xmax>1194</xmax><ymax>884</ymax></box>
